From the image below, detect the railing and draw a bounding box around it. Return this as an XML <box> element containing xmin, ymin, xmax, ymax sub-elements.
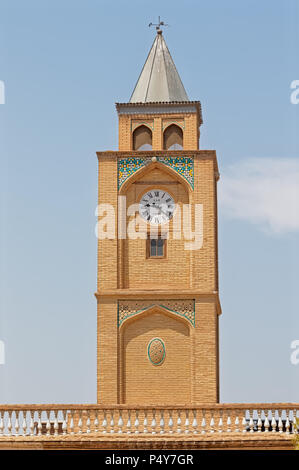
<box><xmin>0</xmin><ymin>404</ymin><xmax>298</xmax><ymax>437</ymax></box>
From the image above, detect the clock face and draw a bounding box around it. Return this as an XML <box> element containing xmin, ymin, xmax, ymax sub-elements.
<box><xmin>139</xmin><ymin>189</ymin><xmax>175</xmax><ymax>225</ymax></box>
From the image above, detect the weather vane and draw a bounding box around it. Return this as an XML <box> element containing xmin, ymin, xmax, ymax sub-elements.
<box><xmin>149</xmin><ymin>16</ymin><xmax>169</xmax><ymax>33</ymax></box>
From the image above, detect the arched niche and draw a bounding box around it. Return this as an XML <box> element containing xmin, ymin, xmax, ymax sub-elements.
<box><xmin>133</xmin><ymin>125</ymin><xmax>153</xmax><ymax>150</ymax></box>
<box><xmin>163</xmin><ymin>124</ymin><xmax>183</xmax><ymax>150</ymax></box>
<box><xmin>119</xmin><ymin>306</ymin><xmax>191</xmax><ymax>404</ymax></box>
<box><xmin>118</xmin><ymin>162</ymin><xmax>191</xmax><ymax>291</ymax></box>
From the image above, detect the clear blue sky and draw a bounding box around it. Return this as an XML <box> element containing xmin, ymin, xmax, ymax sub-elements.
<box><xmin>0</xmin><ymin>0</ymin><xmax>298</xmax><ymax>404</ymax></box>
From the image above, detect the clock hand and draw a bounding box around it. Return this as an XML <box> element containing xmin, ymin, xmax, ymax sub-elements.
<box><xmin>157</xmin><ymin>205</ymin><xmax>172</xmax><ymax>218</ymax></box>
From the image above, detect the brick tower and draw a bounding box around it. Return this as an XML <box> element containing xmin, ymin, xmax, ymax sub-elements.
<box><xmin>96</xmin><ymin>28</ymin><xmax>221</xmax><ymax>405</ymax></box>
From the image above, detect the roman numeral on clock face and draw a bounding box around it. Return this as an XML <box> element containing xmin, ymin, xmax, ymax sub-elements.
<box><xmin>139</xmin><ymin>189</ymin><xmax>175</xmax><ymax>225</ymax></box>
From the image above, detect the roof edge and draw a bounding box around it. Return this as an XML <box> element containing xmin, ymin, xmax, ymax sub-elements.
<box><xmin>115</xmin><ymin>101</ymin><xmax>203</xmax><ymax>125</ymax></box>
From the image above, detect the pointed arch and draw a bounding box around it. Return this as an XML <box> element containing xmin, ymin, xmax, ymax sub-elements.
<box><xmin>119</xmin><ymin>304</ymin><xmax>192</xmax><ymax>404</ymax></box>
<box><xmin>119</xmin><ymin>160</ymin><xmax>191</xmax><ymax>196</ymax></box>
<box><xmin>163</xmin><ymin>124</ymin><xmax>183</xmax><ymax>150</ymax></box>
<box><xmin>132</xmin><ymin>125</ymin><xmax>152</xmax><ymax>150</ymax></box>
<box><xmin>119</xmin><ymin>303</ymin><xmax>193</xmax><ymax>330</ymax></box>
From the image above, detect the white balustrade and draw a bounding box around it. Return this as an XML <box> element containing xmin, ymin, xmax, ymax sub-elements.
<box><xmin>0</xmin><ymin>405</ymin><xmax>297</xmax><ymax>438</ymax></box>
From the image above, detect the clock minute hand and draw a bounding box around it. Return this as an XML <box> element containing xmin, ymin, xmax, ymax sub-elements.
<box><xmin>157</xmin><ymin>205</ymin><xmax>171</xmax><ymax>218</ymax></box>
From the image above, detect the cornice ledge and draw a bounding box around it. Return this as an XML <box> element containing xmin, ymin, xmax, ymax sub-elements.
<box><xmin>95</xmin><ymin>289</ymin><xmax>222</xmax><ymax>315</ymax></box>
<box><xmin>96</xmin><ymin>150</ymin><xmax>217</xmax><ymax>158</ymax></box>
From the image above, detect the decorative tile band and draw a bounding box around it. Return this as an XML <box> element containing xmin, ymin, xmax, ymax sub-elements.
<box><xmin>118</xmin><ymin>156</ymin><xmax>194</xmax><ymax>189</ymax></box>
<box><xmin>131</xmin><ymin>121</ymin><xmax>154</xmax><ymax>132</ymax></box>
<box><xmin>118</xmin><ymin>299</ymin><xmax>195</xmax><ymax>327</ymax></box>
<box><xmin>162</xmin><ymin>120</ymin><xmax>184</xmax><ymax>131</ymax></box>
<box><xmin>158</xmin><ymin>156</ymin><xmax>193</xmax><ymax>188</ymax></box>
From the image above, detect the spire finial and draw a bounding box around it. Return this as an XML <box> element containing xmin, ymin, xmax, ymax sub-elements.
<box><xmin>148</xmin><ymin>16</ymin><xmax>168</xmax><ymax>34</ymax></box>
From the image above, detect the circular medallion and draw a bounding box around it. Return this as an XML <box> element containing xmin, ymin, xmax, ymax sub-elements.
<box><xmin>147</xmin><ymin>338</ymin><xmax>166</xmax><ymax>366</ymax></box>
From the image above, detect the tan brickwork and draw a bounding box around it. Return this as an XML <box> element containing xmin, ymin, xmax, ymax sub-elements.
<box><xmin>120</xmin><ymin>308</ymin><xmax>191</xmax><ymax>404</ymax></box>
<box><xmin>118</xmin><ymin>111</ymin><xmax>200</xmax><ymax>151</ymax></box>
<box><xmin>193</xmin><ymin>300</ymin><xmax>219</xmax><ymax>403</ymax></box>
<box><xmin>97</xmin><ymin>155</ymin><xmax>118</xmax><ymax>290</ymax></box>
<box><xmin>183</xmin><ymin>114</ymin><xmax>199</xmax><ymax>150</ymax></box>
<box><xmin>152</xmin><ymin>117</ymin><xmax>162</xmax><ymax>150</ymax></box>
<box><xmin>97</xmin><ymin>299</ymin><xmax>119</xmax><ymax>404</ymax></box>
<box><xmin>97</xmin><ymin>102</ymin><xmax>220</xmax><ymax>405</ymax></box>
<box><xmin>118</xmin><ymin>115</ymin><xmax>132</xmax><ymax>150</ymax></box>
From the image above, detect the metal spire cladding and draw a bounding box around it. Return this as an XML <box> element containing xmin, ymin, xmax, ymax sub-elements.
<box><xmin>129</xmin><ymin>30</ymin><xmax>189</xmax><ymax>103</ymax></box>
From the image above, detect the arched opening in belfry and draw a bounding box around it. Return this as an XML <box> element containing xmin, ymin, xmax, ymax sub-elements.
<box><xmin>133</xmin><ymin>125</ymin><xmax>152</xmax><ymax>150</ymax></box>
<box><xmin>163</xmin><ymin>124</ymin><xmax>183</xmax><ymax>150</ymax></box>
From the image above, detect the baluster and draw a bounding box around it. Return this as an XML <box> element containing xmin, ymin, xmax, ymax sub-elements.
<box><xmin>292</xmin><ymin>409</ymin><xmax>297</xmax><ymax>434</ymax></box>
<box><xmin>248</xmin><ymin>410</ymin><xmax>254</xmax><ymax>433</ymax></box>
<box><xmin>234</xmin><ymin>411</ymin><xmax>240</xmax><ymax>433</ymax></box>
<box><xmin>62</xmin><ymin>410</ymin><xmax>67</xmax><ymax>435</ymax></box>
<box><xmin>7</xmin><ymin>411</ymin><xmax>12</xmax><ymax>436</ymax></box>
<box><xmin>133</xmin><ymin>410</ymin><xmax>138</xmax><ymax>434</ymax></box>
<box><xmin>242</xmin><ymin>411</ymin><xmax>247</xmax><ymax>433</ymax></box>
<box><xmin>285</xmin><ymin>410</ymin><xmax>290</xmax><ymax>435</ymax></box>
<box><xmin>15</xmin><ymin>411</ymin><xmax>20</xmax><ymax>436</ymax></box>
<box><xmin>143</xmin><ymin>410</ymin><xmax>148</xmax><ymax>434</ymax></box>
<box><xmin>278</xmin><ymin>411</ymin><xmax>283</xmax><ymax>433</ymax></box>
<box><xmin>37</xmin><ymin>411</ymin><xmax>42</xmax><ymax>436</ymax></box>
<box><xmin>257</xmin><ymin>410</ymin><xmax>262</xmax><ymax>432</ymax></box>
<box><xmin>45</xmin><ymin>411</ymin><xmax>51</xmax><ymax>436</ymax></box>
<box><xmin>226</xmin><ymin>411</ymin><xmax>231</xmax><ymax>433</ymax></box>
<box><xmin>184</xmin><ymin>410</ymin><xmax>190</xmax><ymax>434</ymax></box>
<box><xmin>94</xmin><ymin>410</ymin><xmax>99</xmax><ymax>433</ymax></box>
<box><xmin>271</xmin><ymin>410</ymin><xmax>276</xmax><ymax>433</ymax></box>
<box><xmin>168</xmin><ymin>411</ymin><xmax>173</xmax><ymax>434</ymax></box>
<box><xmin>117</xmin><ymin>410</ymin><xmax>123</xmax><ymax>434</ymax></box>
<box><xmin>69</xmin><ymin>410</ymin><xmax>74</xmax><ymax>435</ymax></box>
<box><xmin>151</xmin><ymin>410</ymin><xmax>156</xmax><ymax>434</ymax></box>
<box><xmin>209</xmin><ymin>411</ymin><xmax>215</xmax><ymax>433</ymax></box>
<box><xmin>109</xmin><ymin>409</ymin><xmax>114</xmax><ymax>433</ymax></box>
<box><xmin>192</xmin><ymin>410</ymin><xmax>198</xmax><ymax>434</ymax></box>
<box><xmin>0</xmin><ymin>412</ymin><xmax>3</xmax><ymax>435</ymax></box>
<box><xmin>218</xmin><ymin>411</ymin><xmax>223</xmax><ymax>433</ymax></box>
<box><xmin>159</xmin><ymin>410</ymin><xmax>164</xmax><ymax>434</ymax></box>
<box><xmin>78</xmin><ymin>410</ymin><xmax>83</xmax><ymax>434</ymax></box>
<box><xmin>264</xmin><ymin>410</ymin><xmax>270</xmax><ymax>433</ymax></box>
<box><xmin>102</xmin><ymin>410</ymin><xmax>107</xmax><ymax>434</ymax></box>
<box><xmin>177</xmin><ymin>410</ymin><xmax>182</xmax><ymax>434</ymax></box>
<box><xmin>30</xmin><ymin>410</ymin><xmax>35</xmax><ymax>436</ymax></box>
<box><xmin>201</xmin><ymin>410</ymin><xmax>206</xmax><ymax>434</ymax></box>
<box><xmin>22</xmin><ymin>411</ymin><xmax>28</xmax><ymax>436</ymax></box>
<box><xmin>52</xmin><ymin>410</ymin><xmax>58</xmax><ymax>436</ymax></box>
<box><xmin>84</xmin><ymin>410</ymin><xmax>90</xmax><ymax>434</ymax></box>
<box><xmin>126</xmin><ymin>410</ymin><xmax>132</xmax><ymax>434</ymax></box>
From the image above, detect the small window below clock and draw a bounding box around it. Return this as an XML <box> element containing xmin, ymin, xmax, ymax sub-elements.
<box><xmin>147</xmin><ymin>236</ymin><xmax>166</xmax><ymax>258</ymax></box>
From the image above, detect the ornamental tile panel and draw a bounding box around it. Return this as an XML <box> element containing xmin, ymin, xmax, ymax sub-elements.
<box><xmin>118</xmin><ymin>156</ymin><xmax>194</xmax><ymax>189</ymax></box>
<box><xmin>118</xmin><ymin>299</ymin><xmax>195</xmax><ymax>327</ymax></box>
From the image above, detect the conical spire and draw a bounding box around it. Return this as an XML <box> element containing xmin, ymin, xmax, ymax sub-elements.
<box><xmin>129</xmin><ymin>31</ymin><xmax>189</xmax><ymax>103</ymax></box>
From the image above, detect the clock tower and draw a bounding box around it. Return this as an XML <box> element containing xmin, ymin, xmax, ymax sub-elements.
<box><xmin>96</xmin><ymin>29</ymin><xmax>221</xmax><ymax>405</ymax></box>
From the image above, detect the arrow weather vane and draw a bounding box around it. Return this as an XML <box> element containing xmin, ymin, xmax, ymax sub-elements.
<box><xmin>149</xmin><ymin>16</ymin><xmax>169</xmax><ymax>33</ymax></box>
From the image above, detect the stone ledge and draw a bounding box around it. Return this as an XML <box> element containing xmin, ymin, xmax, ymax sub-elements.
<box><xmin>0</xmin><ymin>433</ymin><xmax>295</xmax><ymax>450</ymax></box>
